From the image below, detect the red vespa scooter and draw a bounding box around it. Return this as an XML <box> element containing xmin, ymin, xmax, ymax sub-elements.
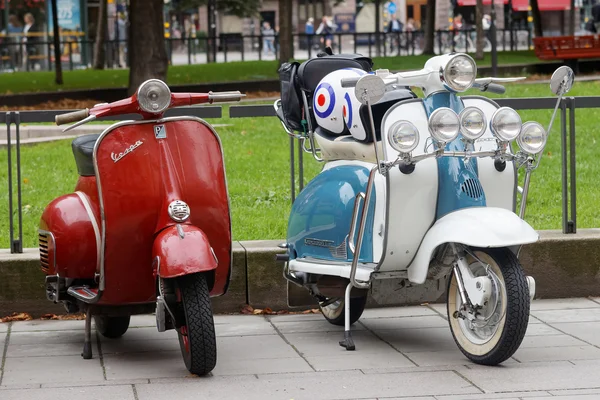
<box><xmin>39</xmin><ymin>79</ymin><xmax>243</xmax><ymax>376</ymax></box>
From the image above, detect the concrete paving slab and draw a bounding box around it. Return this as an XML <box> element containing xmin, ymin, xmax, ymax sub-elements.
<box><xmin>129</xmin><ymin>315</ymin><xmax>156</xmax><ymax>328</ymax></box>
<box><xmin>524</xmin><ymin>323</ymin><xmax>563</xmax><ymax>336</ymax></box>
<box><xmin>530</xmin><ymin>298</ymin><xmax>600</xmax><ymax>311</ymax></box>
<box><xmin>0</xmin><ymin>385</ymin><xmax>136</xmax><ymax>400</ymax></box>
<box><xmin>532</xmin><ymin>308</ymin><xmax>600</xmax><ymax>323</ymax></box>
<box><xmin>512</xmin><ymin>345</ymin><xmax>600</xmax><ymax>363</ymax></box>
<box><xmin>11</xmin><ymin>319</ymin><xmax>87</xmax><ymax>332</ymax></box>
<box><xmin>548</xmin><ymin>388</ymin><xmax>600</xmax><ymax>396</ymax></box>
<box><xmin>213</xmin><ymin>314</ymin><xmax>273</xmax><ymax>324</ymax></box>
<box><xmin>2</xmin><ymin>355</ymin><xmax>104</xmax><ymax>385</ymax></box>
<box><xmin>212</xmin><ymin>357</ymin><xmax>314</xmax><ymax>376</ymax></box>
<box><xmin>134</xmin><ymin>370</ymin><xmax>480</xmax><ymax>399</ymax></box>
<box><xmin>6</xmin><ymin>341</ymin><xmax>100</xmax><ymax>358</ymax></box>
<box><xmin>361</xmin><ymin>305</ymin><xmax>438</xmax><ymax>318</ymax></box>
<box><xmin>435</xmin><ymin>391</ymin><xmax>553</xmax><ymax>399</ymax></box>
<box><xmin>0</xmin><ymin>322</ymin><xmax>8</xmax><ymax>332</ymax></box>
<box><xmin>98</xmin><ymin>327</ymin><xmax>177</xmax><ymax>342</ymax></box>
<box><xmin>215</xmin><ymin>319</ymin><xmax>275</xmax><ymax>337</ymax></box>
<box><xmin>528</xmin><ymin>396</ymin><xmax>600</xmax><ymax>400</ymax></box>
<box><xmin>304</xmin><ymin>352</ymin><xmax>415</xmax><ymax>371</ymax></box>
<box><xmin>100</xmin><ymin>338</ymin><xmax>181</xmax><ymax>355</ymax></box>
<box><xmin>8</xmin><ymin>329</ymin><xmax>91</xmax><ymax>346</ymax></box>
<box><xmin>268</xmin><ymin>313</ymin><xmax>325</xmax><ymax>323</ymax></box>
<box><xmin>401</xmin><ymin>349</ymin><xmax>496</xmax><ymax>367</ymax></box>
<box><xmin>550</xmin><ymin>322</ymin><xmax>600</xmax><ymax>346</ymax></box>
<box><xmin>361</xmin><ymin>315</ymin><xmax>448</xmax><ymax>330</ymax></box>
<box><xmin>283</xmin><ymin>330</ymin><xmax>397</xmax><ymax>357</ymax></box>
<box><xmin>376</xmin><ymin>327</ymin><xmax>457</xmax><ymax>353</ymax></box>
<box><xmin>529</xmin><ymin>315</ymin><xmax>543</xmax><ymax>324</ymax></box>
<box><xmin>458</xmin><ymin>360</ymin><xmax>600</xmax><ymax>392</ymax></box>
<box><xmin>427</xmin><ymin>303</ymin><xmax>448</xmax><ymax>317</ymax></box>
<box><xmin>519</xmin><ymin>334</ymin><xmax>586</xmax><ymax>348</ymax></box>
<box><xmin>102</xmin><ymin>351</ymin><xmax>190</xmax><ymax>380</ymax></box>
<box><xmin>270</xmin><ymin>318</ymin><xmax>366</xmax><ymax>334</ymax></box>
<box><xmin>217</xmin><ymin>335</ymin><xmax>299</xmax><ymax>361</ymax></box>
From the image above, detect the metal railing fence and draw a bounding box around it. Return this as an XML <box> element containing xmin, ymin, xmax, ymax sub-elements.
<box><xmin>0</xmin><ymin>29</ymin><xmax>533</xmax><ymax>72</ymax></box>
<box><xmin>2</xmin><ymin>95</ymin><xmax>594</xmax><ymax>253</ymax></box>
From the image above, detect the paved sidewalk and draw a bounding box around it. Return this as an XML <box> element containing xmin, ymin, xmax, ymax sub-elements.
<box><xmin>2</xmin><ymin>298</ymin><xmax>600</xmax><ymax>399</ymax></box>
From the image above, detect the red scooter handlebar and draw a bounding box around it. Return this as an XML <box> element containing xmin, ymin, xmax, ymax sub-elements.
<box><xmin>56</xmin><ymin>109</ymin><xmax>90</xmax><ymax>126</ymax></box>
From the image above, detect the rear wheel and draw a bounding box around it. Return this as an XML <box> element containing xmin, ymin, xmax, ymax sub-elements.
<box><xmin>320</xmin><ymin>295</ymin><xmax>368</xmax><ymax>326</ymax></box>
<box><xmin>94</xmin><ymin>315</ymin><xmax>130</xmax><ymax>339</ymax></box>
<box><xmin>176</xmin><ymin>273</ymin><xmax>217</xmax><ymax>376</ymax></box>
<box><xmin>447</xmin><ymin>247</ymin><xmax>530</xmax><ymax>365</ymax></box>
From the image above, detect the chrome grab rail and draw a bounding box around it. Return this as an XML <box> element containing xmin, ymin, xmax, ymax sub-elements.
<box><xmin>348</xmin><ymin>166</ymin><xmax>378</xmax><ymax>290</ymax></box>
<box><xmin>348</xmin><ymin>192</ymin><xmax>366</xmax><ymax>255</ymax></box>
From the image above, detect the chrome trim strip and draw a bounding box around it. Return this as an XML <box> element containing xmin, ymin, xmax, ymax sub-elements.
<box><xmin>92</xmin><ymin>116</ymin><xmax>234</xmax><ymax>296</ymax></box>
<box><xmin>75</xmin><ymin>191</ymin><xmax>101</xmax><ymax>274</ymax></box>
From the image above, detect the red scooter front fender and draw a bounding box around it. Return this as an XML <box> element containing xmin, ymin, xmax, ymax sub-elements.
<box><xmin>153</xmin><ymin>224</ymin><xmax>218</xmax><ymax>279</ymax></box>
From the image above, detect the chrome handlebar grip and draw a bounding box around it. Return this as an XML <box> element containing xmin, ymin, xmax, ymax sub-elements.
<box><xmin>208</xmin><ymin>91</ymin><xmax>245</xmax><ymax>102</ymax></box>
<box><xmin>340</xmin><ymin>77</ymin><xmax>360</xmax><ymax>88</ymax></box>
<box><xmin>55</xmin><ymin>109</ymin><xmax>89</xmax><ymax>125</ymax></box>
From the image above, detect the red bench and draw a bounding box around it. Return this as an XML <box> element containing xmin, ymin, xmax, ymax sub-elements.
<box><xmin>533</xmin><ymin>35</ymin><xmax>600</xmax><ymax>60</ymax></box>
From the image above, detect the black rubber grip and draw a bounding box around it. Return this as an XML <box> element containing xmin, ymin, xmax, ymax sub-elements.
<box><xmin>487</xmin><ymin>83</ymin><xmax>506</xmax><ymax>95</ymax></box>
<box><xmin>55</xmin><ymin>109</ymin><xmax>89</xmax><ymax>125</ymax></box>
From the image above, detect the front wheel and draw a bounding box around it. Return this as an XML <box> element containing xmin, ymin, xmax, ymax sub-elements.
<box><xmin>176</xmin><ymin>273</ymin><xmax>217</xmax><ymax>376</ymax></box>
<box><xmin>320</xmin><ymin>295</ymin><xmax>368</xmax><ymax>326</ymax></box>
<box><xmin>94</xmin><ymin>315</ymin><xmax>130</xmax><ymax>339</ymax></box>
<box><xmin>447</xmin><ymin>247</ymin><xmax>530</xmax><ymax>366</ymax></box>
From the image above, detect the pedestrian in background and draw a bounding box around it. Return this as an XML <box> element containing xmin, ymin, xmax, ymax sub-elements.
<box><xmin>22</xmin><ymin>13</ymin><xmax>41</xmax><ymax>70</ymax></box>
<box><xmin>117</xmin><ymin>13</ymin><xmax>127</xmax><ymax>68</ymax></box>
<box><xmin>385</xmin><ymin>13</ymin><xmax>404</xmax><ymax>54</ymax></box>
<box><xmin>305</xmin><ymin>17</ymin><xmax>314</xmax><ymax>49</ymax></box>
<box><xmin>316</xmin><ymin>16</ymin><xmax>335</xmax><ymax>49</ymax></box>
<box><xmin>262</xmin><ymin>21</ymin><xmax>275</xmax><ymax>56</ymax></box>
<box><xmin>1</xmin><ymin>14</ymin><xmax>22</xmax><ymax>71</ymax></box>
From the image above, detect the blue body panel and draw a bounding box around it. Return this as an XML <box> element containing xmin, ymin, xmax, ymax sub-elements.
<box><xmin>423</xmin><ymin>93</ymin><xmax>486</xmax><ymax>220</ymax></box>
<box><xmin>287</xmin><ymin>165</ymin><xmax>376</xmax><ymax>263</ymax></box>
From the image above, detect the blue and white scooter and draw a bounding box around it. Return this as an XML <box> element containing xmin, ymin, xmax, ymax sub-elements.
<box><xmin>275</xmin><ymin>52</ymin><xmax>574</xmax><ymax>365</ymax></box>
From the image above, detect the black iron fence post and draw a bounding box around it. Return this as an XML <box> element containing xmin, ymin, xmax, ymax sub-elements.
<box><xmin>568</xmin><ymin>97</ymin><xmax>577</xmax><ymax>233</ymax></box>
<box><xmin>5</xmin><ymin>111</ymin><xmax>23</xmax><ymax>254</ymax></box>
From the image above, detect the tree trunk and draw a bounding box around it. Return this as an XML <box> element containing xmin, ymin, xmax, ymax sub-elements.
<box><xmin>50</xmin><ymin>0</ymin><xmax>63</xmax><ymax>84</ymax></box>
<box><xmin>423</xmin><ymin>0</ymin><xmax>436</xmax><ymax>54</ymax></box>
<box><xmin>323</xmin><ymin>0</ymin><xmax>333</xmax><ymax>16</ymax></box>
<box><xmin>128</xmin><ymin>0</ymin><xmax>168</xmax><ymax>95</ymax></box>
<box><xmin>531</xmin><ymin>0</ymin><xmax>543</xmax><ymax>37</ymax></box>
<box><xmin>278</xmin><ymin>0</ymin><xmax>293</xmax><ymax>65</ymax></box>
<box><xmin>93</xmin><ymin>0</ymin><xmax>107</xmax><ymax>69</ymax></box>
<box><xmin>568</xmin><ymin>0</ymin><xmax>576</xmax><ymax>36</ymax></box>
<box><xmin>207</xmin><ymin>0</ymin><xmax>217</xmax><ymax>63</ymax></box>
<box><xmin>374</xmin><ymin>0</ymin><xmax>381</xmax><ymax>57</ymax></box>
<box><xmin>475</xmin><ymin>0</ymin><xmax>484</xmax><ymax>60</ymax></box>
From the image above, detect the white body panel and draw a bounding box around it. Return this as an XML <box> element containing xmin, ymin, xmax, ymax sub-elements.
<box><xmin>288</xmin><ymin>259</ymin><xmax>375</xmax><ymax>282</ymax></box>
<box><xmin>379</xmin><ymin>100</ymin><xmax>438</xmax><ymax>272</ymax></box>
<box><xmin>465</xmin><ymin>96</ymin><xmax>517</xmax><ymax>212</ymax></box>
<box><xmin>407</xmin><ymin>207</ymin><xmax>539</xmax><ymax>284</ymax></box>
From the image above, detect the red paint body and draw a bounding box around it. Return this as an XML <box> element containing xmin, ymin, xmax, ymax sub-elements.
<box><xmin>40</xmin><ymin>117</ymin><xmax>232</xmax><ymax>306</ymax></box>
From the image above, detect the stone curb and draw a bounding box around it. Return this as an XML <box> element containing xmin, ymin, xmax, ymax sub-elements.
<box><xmin>1</xmin><ymin>229</ymin><xmax>599</xmax><ymax>317</ymax></box>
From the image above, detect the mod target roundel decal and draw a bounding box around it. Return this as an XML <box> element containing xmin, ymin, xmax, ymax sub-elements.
<box><xmin>343</xmin><ymin>92</ymin><xmax>353</xmax><ymax>129</ymax></box>
<box><xmin>313</xmin><ymin>83</ymin><xmax>336</xmax><ymax>119</ymax></box>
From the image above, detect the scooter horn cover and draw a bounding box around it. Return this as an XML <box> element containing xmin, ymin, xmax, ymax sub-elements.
<box><xmin>313</xmin><ymin>68</ymin><xmax>367</xmax><ymax>135</ymax></box>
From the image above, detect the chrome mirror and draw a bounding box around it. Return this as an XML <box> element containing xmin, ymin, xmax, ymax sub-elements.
<box><xmin>355</xmin><ymin>74</ymin><xmax>385</xmax><ymax>105</ymax></box>
<box><xmin>550</xmin><ymin>66</ymin><xmax>574</xmax><ymax>96</ymax></box>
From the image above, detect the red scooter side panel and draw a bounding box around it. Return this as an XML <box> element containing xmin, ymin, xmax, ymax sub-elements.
<box><xmin>39</xmin><ymin>193</ymin><xmax>98</xmax><ymax>278</ymax></box>
<box><xmin>153</xmin><ymin>225</ymin><xmax>218</xmax><ymax>278</ymax></box>
<box><xmin>95</xmin><ymin>118</ymin><xmax>231</xmax><ymax>305</ymax></box>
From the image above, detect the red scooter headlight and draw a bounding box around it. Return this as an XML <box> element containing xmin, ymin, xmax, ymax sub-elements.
<box><xmin>137</xmin><ymin>79</ymin><xmax>172</xmax><ymax>114</ymax></box>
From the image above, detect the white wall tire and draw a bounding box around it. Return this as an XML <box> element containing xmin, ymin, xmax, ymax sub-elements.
<box><xmin>320</xmin><ymin>295</ymin><xmax>368</xmax><ymax>326</ymax></box>
<box><xmin>447</xmin><ymin>247</ymin><xmax>530</xmax><ymax>365</ymax></box>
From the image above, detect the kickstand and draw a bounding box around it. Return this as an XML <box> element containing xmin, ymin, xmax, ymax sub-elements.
<box><xmin>82</xmin><ymin>310</ymin><xmax>93</xmax><ymax>359</ymax></box>
<box><xmin>338</xmin><ymin>282</ymin><xmax>355</xmax><ymax>351</ymax></box>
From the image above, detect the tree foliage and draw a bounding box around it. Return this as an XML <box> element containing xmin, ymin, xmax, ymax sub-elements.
<box><xmin>172</xmin><ymin>0</ymin><xmax>262</xmax><ymax>17</ymax></box>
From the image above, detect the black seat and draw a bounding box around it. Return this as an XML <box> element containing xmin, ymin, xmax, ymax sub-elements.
<box><xmin>72</xmin><ymin>134</ymin><xmax>100</xmax><ymax>177</ymax></box>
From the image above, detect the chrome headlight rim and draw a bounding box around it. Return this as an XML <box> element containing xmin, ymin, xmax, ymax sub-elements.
<box><xmin>490</xmin><ymin>107</ymin><xmax>522</xmax><ymax>142</ymax></box>
<box><xmin>429</xmin><ymin>107</ymin><xmax>460</xmax><ymax>144</ymax></box>
<box><xmin>137</xmin><ymin>79</ymin><xmax>172</xmax><ymax>114</ymax></box>
<box><xmin>517</xmin><ymin>121</ymin><xmax>547</xmax><ymax>155</ymax></box>
<box><xmin>441</xmin><ymin>54</ymin><xmax>477</xmax><ymax>92</ymax></box>
<box><xmin>388</xmin><ymin>120</ymin><xmax>420</xmax><ymax>154</ymax></box>
<box><xmin>459</xmin><ymin>106</ymin><xmax>487</xmax><ymax>141</ymax></box>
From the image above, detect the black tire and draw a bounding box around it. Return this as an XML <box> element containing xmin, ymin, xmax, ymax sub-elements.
<box><xmin>320</xmin><ymin>295</ymin><xmax>368</xmax><ymax>326</ymax></box>
<box><xmin>176</xmin><ymin>273</ymin><xmax>217</xmax><ymax>376</ymax></box>
<box><xmin>447</xmin><ymin>247</ymin><xmax>530</xmax><ymax>366</ymax></box>
<box><xmin>94</xmin><ymin>315</ymin><xmax>130</xmax><ymax>339</ymax></box>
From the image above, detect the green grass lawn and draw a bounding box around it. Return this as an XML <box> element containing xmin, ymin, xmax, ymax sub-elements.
<box><xmin>1</xmin><ymin>80</ymin><xmax>599</xmax><ymax>249</ymax></box>
<box><xmin>0</xmin><ymin>51</ymin><xmax>544</xmax><ymax>95</ymax></box>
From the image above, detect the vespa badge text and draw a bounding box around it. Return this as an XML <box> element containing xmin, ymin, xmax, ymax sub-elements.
<box><xmin>111</xmin><ymin>140</ymin><xmax>144</xmax><ymax>163</ymax></box>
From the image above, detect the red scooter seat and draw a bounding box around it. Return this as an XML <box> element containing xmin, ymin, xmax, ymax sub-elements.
<box><xmin>72</xmin><ymin>134</ymin><xmax>100</xmax><ymax>176</ymax></box>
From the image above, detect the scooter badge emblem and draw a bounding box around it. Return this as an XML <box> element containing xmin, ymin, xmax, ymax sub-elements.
<box><xmin>168</xmin><ymin>200</ymin><xmax>190</xmax><ymax>222</ymax></box>
<box><xmin>111</xmin><ymin>140</ymin><xmax>144</xmax><ymax>163</ymax></box>
<box><xmin>154</xmin><ymin>125</ymin><xmax>167</xmax><ymax>139</ymax></box>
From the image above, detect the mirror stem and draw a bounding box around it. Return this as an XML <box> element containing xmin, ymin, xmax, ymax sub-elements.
<box><xmin>519</xmin><ymin>165</ymin><xmax>533</xmax><ymax>219</ymax></box>
<box><xmin>364</xmin><ymin>93</ymin><xmax>384</xmax><ymax>175</ymax></box>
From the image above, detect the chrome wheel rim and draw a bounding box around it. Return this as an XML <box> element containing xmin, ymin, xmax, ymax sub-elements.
<box><xmin>320</xmin><ymin>299</ymin><xmax>343</xmax><ymax>320</ymax></box>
